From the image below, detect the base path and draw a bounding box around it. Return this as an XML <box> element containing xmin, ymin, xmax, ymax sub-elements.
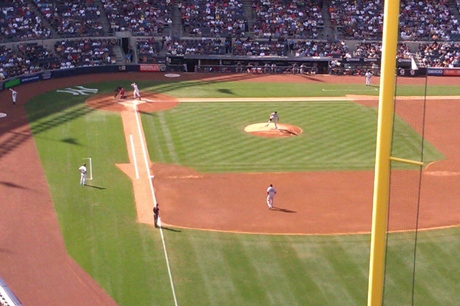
<box><xmin>86</xmin><ymin>93</ymin><xmax>180</xmax><ymax>224</ymax></box>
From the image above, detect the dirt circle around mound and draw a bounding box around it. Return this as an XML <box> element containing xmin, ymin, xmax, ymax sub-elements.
<box><xmin>85</xmin><ymin>92</ymin><xmax>179</xmax><ymax>113</ymax></box>
<box><xmin>244</xmin><ymin>123</ymin><xmax>302</xmax><ymax>138</ymax></box>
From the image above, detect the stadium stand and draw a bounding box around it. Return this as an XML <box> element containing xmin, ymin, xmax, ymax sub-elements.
<box><xmin>251</xmin><ymin>0</ymin><xmax>324</xmax><ymax>39</ymax></box>
<box><xmin>0</xmin><ymin>0</ymin><xmax>51</xmax><ymax>42</ymax></box>
<box><xmin>101</xmin><ymin>0</ymin><xmax>174</xmax><ymax>36</ymax></box>
<box><xmin>179</xmin><ymin>0</ymin><xmax>246</xmax><ymax>37</ymax></box>
<box><xmin>416</xmin><ymin>41</ymin><xmax>460</xmax><ymax>67</ymax></box>
<box><xmin>0</xmin><ymin>277</ymin><xmax>22</xmax><ymax>306</ymax></box>
<box><xmin>54</xmin><ymin>38</ymin><xmax>117</xmax><ymax>68</ymax></box>
<box><xmin>33</xmin><ymin>0</ymin><xmax>104</xmax><ymax>37</ymax></box>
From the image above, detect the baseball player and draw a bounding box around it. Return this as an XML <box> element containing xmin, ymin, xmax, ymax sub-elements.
<box><xmin>10</xmin><ymin>88</ymin><xmax>17</xmax><ymax>105</ymax></box>
<box><xmin>153</xmin><ymin>203</ymin><xmax>160</xmax><ymax>228</ymax></box>
<box><xmin>365</xmin><ymin>70</ymin><xmax>373</xmax><ymax>86</ymax></box>
<box><xmin>131</xmin><ymin>82</ymin><xmax>141</xmax><ymax>100</ymax></box>
<box><xmin>265</xmin><ymin>111</ymin><xmax>279</xmax><ymax>129</ymax></box>
<box><xmin>114</xmin><ymin>86</ymin><xmax>126</xmax><ymax>99</ymax></box>
<box><xmin>79</xmin><ymin>163</ymin><xmax>87</xmax><ymax>185</ymax></box>
<box><xmin>266</xmin><ymin>184</ymin><xmax>276</xmax><ymax>209</ymax></box>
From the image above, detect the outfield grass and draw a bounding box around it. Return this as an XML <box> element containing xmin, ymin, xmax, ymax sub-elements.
<box><xmin>25</xmin><ymin>79</ymin><xmax>458</xmax><ymax>305</ymax></box>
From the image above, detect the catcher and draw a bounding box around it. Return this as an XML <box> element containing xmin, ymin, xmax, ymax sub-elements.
<box><xmin>114</xmin><ymin>86</ymin><xmax>126</xmax><ymax>99</ymax></box>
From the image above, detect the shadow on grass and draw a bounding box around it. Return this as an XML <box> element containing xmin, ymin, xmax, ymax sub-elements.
<box><xmin>159</xmin><ymin>226</ymin><xmax>181</xmax><ymax>232</ymax></box>
<box><xmin>279</xmin><ymin>128</ymin><xmax>299</xmax><ymax>136</ymax></box>
<box><xmin>85</xmin><ymin>184</ymin><xmax>106</xmax><ymax>190</ymax></box>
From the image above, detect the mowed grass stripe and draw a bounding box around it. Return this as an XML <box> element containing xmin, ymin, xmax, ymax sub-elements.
<box><xmin>157</xmin><ymin>112</ymin><xmax>179</xmax><ymax>163</ymax></box>
<box><xmin>144</xmin><ymin>101</ymin><xmax>395</xmax><ymax>172</ymax></box>
<box><xmin>413</xmin><ymin>230</ymin><xmax>460</xmax><ymax>305</ymax></box>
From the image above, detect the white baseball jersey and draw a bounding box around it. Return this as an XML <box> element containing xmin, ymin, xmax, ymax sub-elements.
<box><xmin>267</xmin><ymin>186</ymin><xmax>276</xmax><ymax>196</ymax></box>
<box><xmin>11</xmin><ymin>90</ymin><xmax>17</xmax><ymax>101</ymax></box>
<box><xmin>269</xmin><ymin>112</ymin><xmax>279</xmax><ymax>121</ymax></box>
<box><xmin>79</xmin><ymin>165</ymin><xmax>87</xmax><ymax>174</ymax></box>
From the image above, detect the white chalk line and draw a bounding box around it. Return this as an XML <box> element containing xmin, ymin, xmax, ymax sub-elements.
<box><xmin>129</xmin><ymin>134</ymin><xmax>140</xmax><ymax>179</ymax></box>
<box><xmin>82</xmin><ymin>157</ymin><xmax>93</xmax><ymax>180</ymax></box>
<box><xmin>133</xmin><ymin>104</ymin><xmax>178</xmax><ymax>306</ymax></box>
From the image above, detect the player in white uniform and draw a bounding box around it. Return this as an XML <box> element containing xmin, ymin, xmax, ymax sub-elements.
<box><xmin>10</xmin><ymin>88</ymin><xmax>17</xmax><ymax>105</ymax></box>
<box><xmin>266</xmin><ymin>184</ymin><xmax>276</xmax><ymax>209</ymax></box>
<box><xmin>131</xmin><ymin>82</ymin><xmax>141</xmax><ymax>100</ymax></box>
<box><xmin>365</xmin><ymin>71</ymin><xmax>372</xmax><ymax>86</ymax></box>
<box><xmin>79</xmin><ymin>163</ymin><xmax>87</xmax><ymax>185</ymax></box>
<box><xmin>265</xmin><ymin>111</ymin><xmax>279</xmax><ymax>129</ymax></box>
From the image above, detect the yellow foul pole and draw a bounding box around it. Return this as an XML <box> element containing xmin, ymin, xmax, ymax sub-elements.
<box><xmin>367</xmin><ymin>0</ymin><xmax>401</xmax><ymax>305</ymax></box>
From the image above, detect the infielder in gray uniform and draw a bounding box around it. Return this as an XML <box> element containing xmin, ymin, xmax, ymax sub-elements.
<box><xmin>365</xmin><ymin>70</ymin><xmax>372</xmax><ymax>86</ymax></box>
<box><xmin>10</xmin><ymin>88</ymin><xmax>17</xmax><ymax>105</ymax></box>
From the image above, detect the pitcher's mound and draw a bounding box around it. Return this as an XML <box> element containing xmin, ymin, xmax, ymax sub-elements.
<box><xmin>244</xmin><ymin>123</ymin><xmax>302</xmax><ymax>138</ymax></box>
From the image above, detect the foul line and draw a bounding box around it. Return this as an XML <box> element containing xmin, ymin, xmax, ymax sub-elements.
<box><xmin>133</xmin><ymin>103</ymin><xmax>178</xmax><ymax>306</ymax></box>
<box><xmin>129</xmin><ymin>134</ymin><xmax>140</xmax><ymax>179</ymax></box>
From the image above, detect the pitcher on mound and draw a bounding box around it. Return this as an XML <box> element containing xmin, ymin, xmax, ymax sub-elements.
<box><xmin>265</xmin><ymin>111</ymin><xmax>279</xmax><ymax>129</ymax></box>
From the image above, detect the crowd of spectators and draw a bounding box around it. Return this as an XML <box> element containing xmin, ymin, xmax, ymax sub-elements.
<box><xmin>179</xmin><ymin>0</ymin><xmax>246</xmax><ymax>37</ymax></box>
<box><xmin>330</xmin><ymin>0</ymin><xmax>460</xmax><ymax>41</ymax></box>
<box><xmin>34</xmin><ymin>0</ymin><xmax>104</xmax><ymax>37</ymax></box>
<box><xmin>416</xmin><ymin>41</ymin><xmax>460</xmax><ymax>67</ymax></box>
<box><xmin>232</xmin><ymin>37</ymin><xmax>349</xmax><ymax>57</ymax></box>
<box><xmin>17</xmin><ymin>42</ymin><xmax>60</xmax><ymax>71</ymax></box>
<box><xmin>137</xmin><ymin>37</ymin><xmax>161</xmax><ymax>63</ymax></box>
<box><xmin>2</xmin><ymin>0</ymin><xmax>460</xmax><ymax>42</ymax></box>
<box><xmin>102</xmin><ymin>0</ymin><xmax>173</xmax><ymax>36</ymax></box>
<box><xmin>163</xmin><ymin>37</ymin><xmax>227</xmax><ymax>55</ymax></box>
<box><xmin>399</xmin><ymin>0</ymin><xmax>459</xmax><ymax>41</ymax></box>
<box><xmin>54</xmin><ymin>38</ymin><xmax>117</xmax><ymax>68</ymax></box>
<box><xmin>0</xmin><ymin>0</ymin><xmax>51</xmax><ymax>42</ymax></box>
<box><xmin>0</xmin><ymin>45</ymin><xmax>46</xmax><ymax>79</ymax></box>
<box><xmin>251</xmin><ymin>0</ymin><xmax>324</xmax><ymax>39</ymax></box>
<box><xmin>329</xmin><ymin>0</ymin><xmax>384</xmax><ymax>40</ymax></box>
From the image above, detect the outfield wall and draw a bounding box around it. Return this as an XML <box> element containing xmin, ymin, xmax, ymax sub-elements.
<box><xmin>0</xmin><ymin>64</ymin><xmax>458</xmax><ymax>92</ymax></box>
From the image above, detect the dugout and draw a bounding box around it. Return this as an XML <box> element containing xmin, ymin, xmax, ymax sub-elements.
<box><xmin>166</xmin><ymin>55</ymin><xmax>331</xmax><ymax>74</ymax></box>
<box><xmin>331</xmin><ymin>57</ymin><xmax>381</xmax><ymax>75</ymax></box>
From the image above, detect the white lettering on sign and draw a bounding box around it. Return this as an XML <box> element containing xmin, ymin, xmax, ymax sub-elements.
<box><xmin>56</xmin><ymin>86</ymin><xmax>98</xmax><ymax>95</ymax></box>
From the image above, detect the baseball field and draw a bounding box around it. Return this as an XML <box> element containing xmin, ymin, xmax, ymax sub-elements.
<box><xmin>1</xmin><ymin>73</ymin><xmax>460</xmax><ymax>305</ymax></box>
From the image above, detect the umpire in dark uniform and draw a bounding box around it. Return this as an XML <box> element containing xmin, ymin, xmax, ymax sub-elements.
<box><xmin>153</xmin><ymin>203</ymin><xmax>160</xmax><ymax>228</ymax></box>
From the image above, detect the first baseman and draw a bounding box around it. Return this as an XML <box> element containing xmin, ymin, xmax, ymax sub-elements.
<box><xmin>266</xmin><ymin>184</ymin><xmax>276</xmax><ymax>209</ymax></box>
<box><xmin>10</xmin><ymin>88</ymin><xmax>17</xmax><ymax>105</ymax></box>
<box><xmin>265</xmin><ymin>111</ymin><xmax>279</xmax><ymax>129</ymax></box>
<box><xmin>131</xmin><ymin>82</ymin><xmax>141</xmax><ymax>100</ymax></box>
<box><xmin>79</xmin><ymin>163</ymin><xmax>87</xmax><ymax>185</ymax></box>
